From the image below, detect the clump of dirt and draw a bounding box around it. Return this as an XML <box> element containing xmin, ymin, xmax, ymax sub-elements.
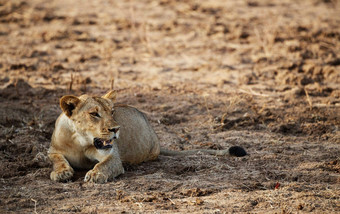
<box><xmin>160</xmin><ymin>113</ymin><xmax>188</xmax><ymax>125</ymax></box>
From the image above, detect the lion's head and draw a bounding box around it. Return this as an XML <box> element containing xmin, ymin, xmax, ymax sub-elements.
<box><xmin>59</xmin><ymin>90</ymin><xmax>120</xmax><ymax>149</ymax></box>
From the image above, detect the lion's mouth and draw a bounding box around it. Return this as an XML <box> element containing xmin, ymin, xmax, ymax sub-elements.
<box><xmin>94</xmin><ymin>138</ymin><xmax>114</xmax><ymax>150</ymax></box>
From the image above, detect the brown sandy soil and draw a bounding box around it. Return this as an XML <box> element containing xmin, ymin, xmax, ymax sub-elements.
<box><xmin>0</xmin><ymin>0</ymin><xmax>339</xmax><ymax>213</ymax></box>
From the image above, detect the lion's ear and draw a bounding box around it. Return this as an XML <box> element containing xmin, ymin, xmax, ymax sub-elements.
<box><xmin>60</xmin><ymin>95</ymin><xmax>80</xmax><ymax>117</ymax></box>
<box><xmin>102</xmin><ymin>90</ymin><xmax>117</xmax><ymax>102</ymax></box>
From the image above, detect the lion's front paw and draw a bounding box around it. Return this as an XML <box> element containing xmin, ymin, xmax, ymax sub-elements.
<box><xmin>84</xmin><ymin>169</ymin><xmax>109</xmax><ymax>183</ymax></box>
<box><xmin>50</xmin><ymin>167</ymin><xmax>74</xmax><ymax>182</ymax></box>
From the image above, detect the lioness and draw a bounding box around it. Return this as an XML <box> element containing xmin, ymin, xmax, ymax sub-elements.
<box><xmin>49</xmin><ymin>90</ymin><xmax>246</xmax><ymax>183</ymax></box>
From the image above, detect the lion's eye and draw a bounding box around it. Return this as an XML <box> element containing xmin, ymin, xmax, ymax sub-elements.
<box><xmin>90</xmin><ymin>112</ymin><xmax>100</xmax><ymax>118</ymax></box>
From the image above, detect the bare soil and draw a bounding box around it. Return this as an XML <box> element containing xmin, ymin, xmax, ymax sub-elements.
<box><xmin>0</xmin><ymin>0</ymin><xmax>339</xmax><ymax>213</ymax></box>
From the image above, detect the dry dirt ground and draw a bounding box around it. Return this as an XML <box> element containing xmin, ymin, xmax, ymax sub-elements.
<box><xmin>0</xmin><ymin>0</ymin><xmax>339</xmax><ymax>213</ymax></box>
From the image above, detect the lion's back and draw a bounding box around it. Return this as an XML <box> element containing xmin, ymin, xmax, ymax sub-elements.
<box><xmin>113</xmin><ymin>105</ymin><xmax>160</xmax><ymax>164</ymax></box>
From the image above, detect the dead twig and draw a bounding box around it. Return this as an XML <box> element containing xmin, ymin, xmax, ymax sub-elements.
<box><xmin>14</xmin><ymin>79</ymin><xmax>20</xmax><ymax>96</ymax></box>
<box><xmin>82</xmin><ymin>77</ymin><xmax>87</xmax><ymax>93</ymax></box>
<box><xmin>238</xmin><ymin>88</ymin><xmax>270</xmax><ymax>97</ymax></box>
<box><xmin>110</xmin><ymin>77</ymin><xmax>115</xmax><ymax>90</ymax></box>
<box><xmin>221</xmin><ymin>112</ymin><xmax>228</xmax><ymax>126</ymax></box>
<box><xmin>202</xmin><ymin>94</ymin><xmax>213</xmax><ymax>121</ymax></box>
<box><xmin>31</xmin><ymin>198</ymin><xmax>38</xmax><ymax>214</ymax></box>
<box><xmin>69</xmin><ymin>73</ymin><xmax>73</xmax><ymax>92</ymax></box>
<box><xmin>304</xmin><ymin>88</ymin><xmax>312</xmax><ymax>110</ymax></box>
<box><xmin>167</xmin><ymin>197</ymin><xmax>176</xmax><ymax>205</ymax></box>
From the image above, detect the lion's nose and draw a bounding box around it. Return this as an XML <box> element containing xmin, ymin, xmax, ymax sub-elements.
<box><xmin>108</xmin><ymin>126</ymin><xmax>120</xmax><ymax>133</ymax></box>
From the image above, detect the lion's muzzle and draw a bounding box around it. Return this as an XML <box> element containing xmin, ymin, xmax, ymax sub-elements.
<box><xmin>94</xmin><ymin>126</ymin><xmax>120</xmax><ymax>149</ymax></box>
<box><xmin>94</xmin><ymin>138</ymin><xmax>114</xmax><ymax>149</ymax></box>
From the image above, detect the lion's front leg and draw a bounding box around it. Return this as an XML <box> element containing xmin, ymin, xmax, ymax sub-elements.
<box><xmin>49</xmin><ymin>153</ymin><xmax>74</xmax><ymax>182</ymax></box>
<box><xmin>84</xmin><ymin>146</ymin><xmax>124</xmax><ymax>183</ymax></box>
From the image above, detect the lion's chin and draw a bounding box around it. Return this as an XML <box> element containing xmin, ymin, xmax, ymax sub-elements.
<box><xmin>94</xmin><ymin>138</ymin><xmax>114</xmax><ymax>150</ymax></box>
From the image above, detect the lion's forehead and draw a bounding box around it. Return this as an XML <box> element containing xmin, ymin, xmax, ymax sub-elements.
<box><xmin>78</xmin><ymin>97</ymin><xmax>113</xmax><ymax>113</ymax></box>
